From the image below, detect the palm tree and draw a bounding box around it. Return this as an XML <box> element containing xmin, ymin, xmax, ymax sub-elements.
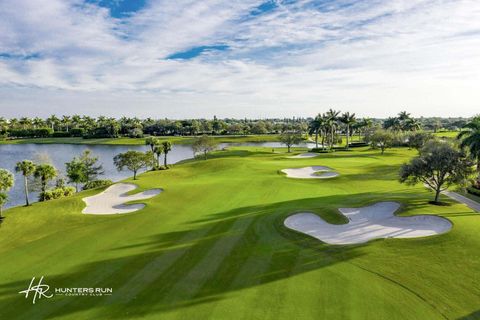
<box><xmin>15</xmin><ymin>160</ymin><xmax>36</xmax><ymax>206</ymax></box>
<box><xmin>153</xmin><ymin>145</ymin><xmax>163</xmax><ymax>168</ymax></box>
<box><xmin>34</xmin><ymin>164</ymin><xmax>57</xmax><ymax>196</ymax></box>
<box><xmin>308</xmin><ymin>115</ymin><xmax>321</xmax><ymax>148</ymax></box>
<box><xmin>162</xmin><ymin>141</ymin><xmax>172</xmax><ymax>167</ymax></box>
<box><xmin>340</xmin><ymin>112</ymin><xmax>356</xmax><ymax>150</ymax></box>
<box><xmin>61</xmin><ymin>115</ymin><xmax>71</xmax><ymax>132</ymax></box>
<box><xmin>46</xmin><ymin>115</ymin><xmax>59</xmax><ymax>131</ymax></box>
<box><xmin>326</xmin><ymin>109</ymin><xmax>340</xmax><ymax>149</ymax></box>
<box><xmin>145</xmin><ymin>137</ymin><xmax>160</xmax><ymax>167</ymax></box>
<box><xmin>404</xmin><ymin>118</ymin><xmax>422</xmax><ymax>131</ymax></box>
<box><xmin>398</xmin><ymin>111</ymin><xmax>411</xmax><ymax>121</ymax></box>
<box><xmin>458</xmin><ymin>116</ymin><xmax>480</xmax><ymax>188</ymax></box>
<box><xmin>19</xmin><ymin>117</ymin><xmax>32</xmax><ymax>129</ymax></box>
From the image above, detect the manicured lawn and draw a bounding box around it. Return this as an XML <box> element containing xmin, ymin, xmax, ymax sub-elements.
<box><xmin>0</xmin><ymin>134</ymin><xmax>282</xmax><ymax>145</ymax></box>
<box><xmin>0</xmin><ymin>147</ymin><xmax>478</xmax><ymax>319</ymax></box>
<box><xmin>433</xmin><ymin>131</ymin><xmax>460</xmax><ymax>139</ymax></box>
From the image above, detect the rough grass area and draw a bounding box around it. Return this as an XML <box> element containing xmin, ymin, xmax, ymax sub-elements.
<box><xmin>0</xmin><ymin>147</ymin><xmax>478</xmax><ymax>319</ymax></box>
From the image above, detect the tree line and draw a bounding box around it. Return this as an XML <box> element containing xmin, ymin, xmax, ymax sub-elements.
<box><xmin>0</xmin><ymin>113</ymin><xmax>472</xmax><ymax>140</ymax></box>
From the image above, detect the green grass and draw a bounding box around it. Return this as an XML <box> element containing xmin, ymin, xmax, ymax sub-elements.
<box><xmin>433</xmin><ymin>131</ymin><xmax>459</xmax><ymax>139</ymax></box>
<box><xmin>0</xmin><ymin>134</ymin><xmax>281</xmax><ymax>145</ymax></box>
<box><xmin>0</xmin><ymin>147</ymin><xmax>479</xmax><ymax>319</ymax></box>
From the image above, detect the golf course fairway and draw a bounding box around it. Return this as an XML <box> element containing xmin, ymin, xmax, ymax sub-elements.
<box><xmin>0</xmin><ymin>147</ymin><xmax>479</xmax><ymax>320</ymax></box>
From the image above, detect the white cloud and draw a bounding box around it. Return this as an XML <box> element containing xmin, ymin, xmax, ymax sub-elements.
<box><xmin>0</xmin><ymin>0</ymin><xmax>479</xmax><ymax>118</ymax></box>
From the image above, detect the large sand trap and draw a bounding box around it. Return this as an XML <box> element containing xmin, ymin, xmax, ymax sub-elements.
<box><xmin>281</xmin><ymin>166</ymin><xmax>339</xmax><ymax>179</ymax></box>
<box><xmin>82</xmin><ymin>183</ymin><xmax>162</xmax><ymax>215</ymax></box>
<box><xmin>288</xmin><ymin>153</ymin><xmax>319</xmax><ymax>159</ymax></box>
<box><xmin>284</xmin><ymin>202</ymin><xmax>452</xmax><ymax>245</ymax></box>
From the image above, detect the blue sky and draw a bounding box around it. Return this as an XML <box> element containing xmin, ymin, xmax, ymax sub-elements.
<box><xmin>0</xmin><ymin>0</ymin><xmax>479</xmax><ymax>118</ymax></box>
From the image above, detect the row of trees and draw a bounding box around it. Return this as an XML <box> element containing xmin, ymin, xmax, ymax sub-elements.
<box><xmin>0</xmin><ymin>113</ymin><xmax>473</xmax><ymax>140</ymax></box>
<box><xmin>0</xmin><ymin>115</ymin><xmax>310</xmax><ymax>139</ymax></box>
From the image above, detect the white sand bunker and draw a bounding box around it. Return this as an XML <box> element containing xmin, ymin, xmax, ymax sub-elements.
<box><xmin>284</xmin><ymin>202</ymin><xmax>452</xmax><ymax>245</ymax></box>
<box><xmin>82</xmin><ymin>183</ymin><xmax>162</xmax><ymax>215</ymax></box>
<box><xmin>281</xmin><ymin>166</ymin><xmax>339</xmax><ymax>179</ymax></box>
<box><xmin>288</xmin><ymin>153</ymin><xmax>319</xmax><ymax>159</ymax></box>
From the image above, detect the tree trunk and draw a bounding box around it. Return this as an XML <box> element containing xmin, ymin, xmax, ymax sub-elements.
<box><xmin>24</xmin><ymin>176</ymin><xmax>30</xmax><ymax>206</ymax></box>
<box><xmin>321</xmin><ymin>131</ymin><xmax>326</xmax><ymax>150</ymax></box>
<box><xmin>330</xmin><ymin>126</ymin><xmax>334</xmax><ymax>149</ymax></box>
<box><xmin>476</xmin><ymin>161</ymin><xmax>480</xmax><ymax>188</ymax></box>
<box><xmin>204</xmin><ymin>150</ymin><xmax>207</xmax><ymax>160</ymax></box>
<box><xmin>315</xmin><ymin>130</ymin><xmax>319</xmax><ymax>149</ymax></box>
<box><xmin>156</xmin><ymin>154</ymin><xmax>160</xmax><ymax>168</ymax></box>
<box><xmin>288</xmin><ymin>145</ymin><xmax>291</xmax><ymax>153</ymax></box>
<box><xmin>75</xmin><ymin>183</ymin><xmax>79</xmax><ymax>193</ymax></box>
<box><xmin>0</xmin><ymin>205</ymin><xmax>2</xmax><ymax>218</ymax></box>
<box><xmin>345</xmin><ymin>126</ymin><xmax>350</xmax><ymax>150</ymax></box>
<box><xmin>133</xmin><ymin>170</ymin><xmax>137</xmax><ymax>180</ymax></box>
<box><xmin>164</xmin><ymin>152</ymin><xmax>168</xmax><ymax>167</ymax></box>
<box><xmin>434</xmin><ymin>188</ymin><xmax>441</xmax><ymax>203</ymax></box>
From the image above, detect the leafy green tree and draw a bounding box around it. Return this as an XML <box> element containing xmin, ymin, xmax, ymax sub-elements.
<box><xmin>407</xmin><ymin>132</ymin><xmax>433</xmax><ymax>151</ymax></box>
<box><xmin>280</xmin><ymin>132</ymin><xmax>303</xmax><ymax>153</ymax></box>
<box><xmin>399</xmin><ymin>141</ymin><xmax>474</xmax><ymax>203</ymax></box>
<box><xmin>368</xmin><ymin>129</ymin><xmax>394</xmax><ymax>154</ymax></box>
<box><xmin>162</xmin><ymin>141</ymin><xmax>172</xmax><ymax>167</ymax></box>
<box><xmin>65</xmin><ymin>158</ymin><xmax>87</xmax><ymax>192</ymax></box>
<box><xmin>34</xmin><ymin>164</ymin><xmax>57</xmax><ymax>198</ymax></box>
<box><xmin>79</xmin><ymin>150</ymin><xmax>104</xmax><ymax>182</ymax></box>
<box><xmin>0</xmin><ymin>169</ymin><xmax>14</xmax><ymax>218</ymax></box>
<box><xmin>114</xmin><ymin>150</ymin><xmax>150</xmax><ymax>180</ymax></box>
<box><xmin>192</xmin><ymin>135</ymin><xmax>218</xmax><ymax>160</ymax></box>
<box><xmin>15</xmin><ymin>160</ymin><xmax>36</xmax><ymax>206</ymax></box>
<box><xmin>458</xmin><ymin>116</ymin><xmax>480</xmax><ymax>188</ymax></box>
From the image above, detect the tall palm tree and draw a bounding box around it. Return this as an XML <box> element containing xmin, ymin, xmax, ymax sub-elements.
<box><xmin>340</xmin><ymin>112</ymin><xmax>356</xmax><ymax>150</ymax></box>
<box><xmin>146</xmin><ymin>137</ymin><xmax>160</xmax><ymax>167</ymax></box>
<box><xmin>34</xmin><ymin>164</ymin><xmax>57</xmax><ymax>197</ymax></box>
<box><xmin>62</xmin><ymin>115</ymin><xmax>71</xmax><ymax>132</ymax></box>
<box><xmin>326</xmin><ymin>109</ymin><xmax>340</xmax><ymax>149</ymax></box>
<box><xmin>458</xmin><ymin>117</ymin><xmax>480</xmax><ymax>188</ymax></box>
<box><xmin>15</xmin><ymin>160</ymin><xmax>36</xmax><ymax>206</ymax></box>
<box><xmin>308</xmin><ymin>115</ymin><xmax>321</xmax><ymax>148</ymax></box>
<box><xmin>46</xmin><ymin>115</ymin><xmax>59</xmax><ymax>131</ymax></box>
<box><xmin>162</xmin><ymin>141</ymin><xmax>172</xmax><ymax>167</ymax></box>
<box><xmin>19</xmin><ymin>117</ymin><xmax>32</xmax><ymax>129</ymax></box>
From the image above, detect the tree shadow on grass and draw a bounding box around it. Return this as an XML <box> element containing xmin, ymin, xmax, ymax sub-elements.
<box><xmin>0</xmin><ymin>193</ymin><xmax>463</xmax><ymax>319</ymax></box>
<box><xmin>0</xmin><ymin>196</ymin><xmax>368</xmax><ymax>319</ymax></box>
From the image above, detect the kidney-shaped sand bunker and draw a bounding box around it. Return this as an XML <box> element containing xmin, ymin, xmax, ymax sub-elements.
<box><xmin>82</xmin><ymin>183</ymin><xmax>162</xmax><ymax>215</ymax></box>
<box><xmin>284</xmin><ymin>202</ymin><xmax>452</xmax><ymax>245</ymax></box>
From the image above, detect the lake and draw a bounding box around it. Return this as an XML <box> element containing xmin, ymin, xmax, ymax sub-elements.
<box><xmin>0</xmin><ymin>141</ymin><xmax>315</xmax><ymax>208</ymax></box>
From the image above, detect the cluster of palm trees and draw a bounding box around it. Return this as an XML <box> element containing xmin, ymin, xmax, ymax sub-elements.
<box><xmin>383</xmin><ymin>111</ymin><xmax>422</xmax><ymax>131</ymax></box>
<box><xmin>458</xmin><ymin>116</ymin><xmax>480</xmax><ymax>189</ymax></box>
<box><xmin>308</xmin><ymin>109</ymin><xmax>374</xmax><ymax>150</ymax></box>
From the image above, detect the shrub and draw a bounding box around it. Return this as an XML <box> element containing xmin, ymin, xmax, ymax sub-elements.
<box><xmin>70</xmin><ymin>128</ymin><xmax>84</xmax><ymax>137</ymax></box>
<box><xmin>310</xmin><ymin>148</ymin><xmax>332</xmax><ymax>153</ymax></box>
<box><xmin>83</xmin><ymin>179</ymin><xmax>113</xmax><ymax>190</ymax></box>
<box><xmin>39</xmin><ymin>186</ymin><xmax>76</xmax><ymax>201</ymax></box>
<box><xmin>8</xmin><ymin>128</ymin><xmax>53</xmax><ymax>138</ymax></box>
<box><xmin>467</xmin><ymin>186</ymin><xmax>480</xmax><ymax>196</ymax></box>
<box><xmin>52</xmin><ymin>131</ymin><xmax>72</xmax><ymax>137</ymax></box>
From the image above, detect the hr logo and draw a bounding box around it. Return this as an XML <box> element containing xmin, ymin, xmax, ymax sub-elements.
<box><xmin>18</xmin><ymin>276</ymin><xmax>113</xmax><ymax>304</ymax></box>
<box><xmin>18</xmin><ymin>276</ymin><xmax>53</xmax><ymax>304</ymax></box>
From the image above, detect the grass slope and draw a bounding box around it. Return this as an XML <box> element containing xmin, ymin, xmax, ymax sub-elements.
<box><xmin>0</xmin><ymin>147</ymin><xmax>479</xmax><ymax>320</ymax></box>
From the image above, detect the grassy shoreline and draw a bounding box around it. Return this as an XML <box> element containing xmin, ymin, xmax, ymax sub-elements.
<box><xmin>0</xmin><ymin>134</ymin><xmax>282</xmax><ymax>145</ymax></box>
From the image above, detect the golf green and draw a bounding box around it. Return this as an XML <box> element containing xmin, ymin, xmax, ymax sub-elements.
<box><xmin>0</xmin><ymin>147</ymin><xmax>478</xmax><ymax>320</ymax></box>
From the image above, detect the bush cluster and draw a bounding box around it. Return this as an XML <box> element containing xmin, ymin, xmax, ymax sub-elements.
<box><xmin>40</xmin><ymin>186</ymin><xmax>75</xmax><ymax>201</ymax></box>
<box><xmin>8</xmin><ymin>128</ymin><xmax>53</xmax><ymax>138</ymax></box>
<box><xmin>467</xmin><ymin>186</ymin><xmax>480</xmax><ymax>196</ymax></box>
<box><xmin>83</xmin><ymin>179</ymin><xmax>113</xmax><ymax>190</ymax></box>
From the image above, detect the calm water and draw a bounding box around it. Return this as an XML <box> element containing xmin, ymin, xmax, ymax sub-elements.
<box><xmin>0</xmin><ymin>141</ymin><xmax>314</xmax><ymax>208</ymax></box>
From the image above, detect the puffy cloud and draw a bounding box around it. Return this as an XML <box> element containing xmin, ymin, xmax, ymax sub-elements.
<box><xmin>0</xmin><ymin>0</ymin><xmax>479</xmax><ymax>117</ymax></box>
